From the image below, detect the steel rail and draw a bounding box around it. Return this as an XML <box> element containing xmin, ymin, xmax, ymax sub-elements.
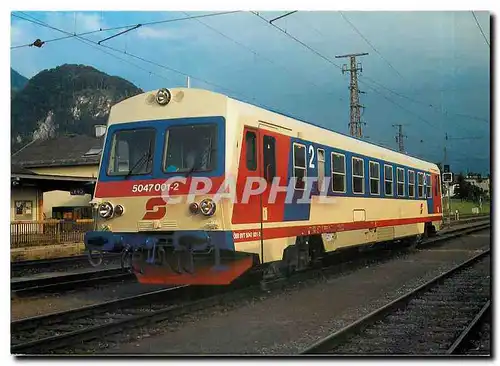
<box><xmin>301</xmin><ymin>249</ymin><xmax>490</xmax><ymax>354</ymax></box>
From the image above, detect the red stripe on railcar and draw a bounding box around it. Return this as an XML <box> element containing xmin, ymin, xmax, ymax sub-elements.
<box><xmin>232</xmin><ymin>215</ymin><xmax>443</xmax><ymax>242</ymax></box>
<box><xmin>94</xmin><ymin>176</ymin><xmax>226</xmax><ymax>198</ymax></box>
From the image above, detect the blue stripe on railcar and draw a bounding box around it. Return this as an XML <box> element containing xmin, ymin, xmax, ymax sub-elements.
<box><xmin>284</xmin><ymin>137</ymin><xmax>437</xmax><ymax>204</ymax></box>
<box><xmin>98</xmin><ymin>116</ymin><xmax>226</xmax><ymax>182</ymax></box>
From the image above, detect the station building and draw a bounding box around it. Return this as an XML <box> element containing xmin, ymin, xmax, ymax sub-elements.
<box><xmin>11</xmin><ymin>132</ymin><xmax>103</xmax><ymax>222</ymax></box>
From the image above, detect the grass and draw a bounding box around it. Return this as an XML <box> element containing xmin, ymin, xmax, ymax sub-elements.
<box><xmin>442</xmin><ymin>198</ymin><xmax>490</xmax><ymax>215</ymax></box>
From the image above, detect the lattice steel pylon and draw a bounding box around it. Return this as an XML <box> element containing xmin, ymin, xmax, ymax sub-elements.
<box><xmin>335</xmin><ymin>52</ymin><xmax>368</xmax><ymax>138</ymax></box>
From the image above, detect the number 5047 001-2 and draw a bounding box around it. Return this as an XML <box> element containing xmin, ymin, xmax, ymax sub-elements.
<box><xmin>131</xmin><ymin>182</ymin><xmax>180</xmax><ymax>193</ymax></box>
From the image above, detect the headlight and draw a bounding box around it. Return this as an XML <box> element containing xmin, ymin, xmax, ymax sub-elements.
<box><xmin>199</xmin><ymin>199</ymin><xmax>216</xmax><ymax>216</ymax></box>
<box><xmin>114</xmin><ymin>204</ymin><xmax>124</xmax><ymax>216</ymax></box>
<box><xmin>156</xmin><ymin>88</ymin><xmax>171</xmax><ymax>106</ymax></box>
<box><xmin>98</xmin><ymin>202</ymin><xmax>114</xmax><ymax>219</ymax></box>
<box><xmin>189</xmin><ymin>202</ymin><xmax>199</xmax><ymax>214</ymax></box>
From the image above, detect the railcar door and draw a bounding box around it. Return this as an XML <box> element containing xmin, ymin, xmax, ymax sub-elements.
<box><xmin>432</xmin><ymin>173</ymin><xmax>442</xmax><ymax>214</ymax></box>
<box><xmin>231</xmin><ymin>124</ymin><xmax>288</xmax><ymax>262</ymax></box>
<box><xmin>257</xmin><ymin>125</ymin><xmax>289</xmax><ymax>261</ymax></box>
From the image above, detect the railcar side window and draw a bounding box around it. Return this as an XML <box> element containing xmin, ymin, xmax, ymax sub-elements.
<box><xmin>331</xmin><ymin>153</ymin><xmax>346</xmax><ymax>192</ymax></box>
<box><xmin>352</xmin><ymin>157</ymin><xmax>364</xmax><ymax>194</ymax></box>
<box><xmin>397</xmin><ymin>168</ymin><xmax>405</xmax><ymax>197</ymax></box>
<box><xmin>369</xmin><ymin>161</ymin><xmax>380</xmax><ymax>195</ymax></box>
<box><xmin>293</xmin><ymin>143</ymin><xmax>306</xmax><ymax>190</ymax></box>
<box><xmin>107</xmin><ymin>128</ymin><xmax>156</xmax><ymax>176</ymax></box>
<box><xmin>408</xmin><ymin>170</ymin><xmax>415</xmax><ymax>197</ymax></box>
<box><xmin>418</xmin><ymin>172</ymin><xmax>424</xmax><ymax>198</ymax></box>
<box><xmin>263</xmin><ymin>135</ymin><xmax>276</xmax><ymax>183</ymax></box>
<box><xmin>245</xmin><ymin>131</ymin><xmax>257</xmax><ymax>171</ymax></box>
<box><xmin>426</xmin><ymin>174</ymin><xmax>432</xmax><ymax>198</ymax></box>
<box><xmin>317</xmin><ymin>148</ymin><xmax>325</xmax><ymax>192</ymax></box>
<box><xmin>384</xmin><ymin>165</ymin><xmax>393</xmax><ymax>196</ymax></box>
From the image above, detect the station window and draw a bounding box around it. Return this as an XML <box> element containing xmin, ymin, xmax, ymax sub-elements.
<box><xmin>245</xmin><ymin>131</ymin><xmax>257</xmax><ymax>171</ymax></box>
<box><xmin>331</xmin><ymin>152</ymin><xmax>346</xmax><ymax>193</ymax></box>
<box><xmin>317</xmin><ymin>148</ymin><xmax>325</xmax><ymax>192</ymax></box>
<box><xmin>417</xmin><ymin>172</ymin><xmax>424</xmax><ymax>198</ymax></box>
<box><xmin>293</xmin><ymin>143</ymin><xmax>306</xmax><ymax>190</ymax></box>
<box><xmin>408</xmin><ymin>170</ymin><xmax>415</xmax><ymax>197</ymax></box>
<box><xmin>369</xmin><ymin>161</ymin><xmax>380</xmax><ymax>195</ymax></box>
<box><xmin>384</xmin><ymin>165</ymin><xmax>393</xmax><ymax>196</ymax></box>
<box><xmin>397</xmin><ymin>167</ymin><xmax>405</xmax><ymax>197</ymax></box>
<box><xmin>426</xmin><ymin>174</ymin><xmax>432</xmax><ymax>198</ymax></box>
<box><xmin>352</xmin><ymin>157</ymin><xmax>364</xmax><ymax>194</ymax></box>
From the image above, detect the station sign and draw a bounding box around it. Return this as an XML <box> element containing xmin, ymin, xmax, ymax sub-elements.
<box><xmin>70</xmin><ymin>188</ymin><xmax>86</xmax><ymax>196</ymax></box>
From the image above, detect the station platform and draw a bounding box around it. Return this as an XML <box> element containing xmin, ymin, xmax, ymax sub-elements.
<box><xmin>11</xmin><ymin>242</ymin><xmax>85</xmax><ymax>262</ymax></box>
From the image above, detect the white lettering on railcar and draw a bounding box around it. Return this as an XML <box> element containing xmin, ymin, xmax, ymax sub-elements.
<box><xmin>233</xmin><ymin>230</ymin><xmax>260</xmax><ymax>240</ymax></box>
<box><xmin>132</xmin><ymin>182</ymin><xmax>180</xmax><ymax>193</ymax></box>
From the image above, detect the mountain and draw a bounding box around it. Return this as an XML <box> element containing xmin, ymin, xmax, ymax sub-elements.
<box><xmin>11</xmin><ymin>64</ymin><xmax>143</xmax><ymax>153</ymax></box>
<box><xmin>11</xmin><ymin>68</ymin><xmax>29</xmax><ymax>92</ymax></box>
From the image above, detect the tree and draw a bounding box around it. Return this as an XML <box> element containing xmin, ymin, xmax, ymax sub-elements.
<box><xmin>454</xmin><ymin>173</ymin><xmax>468</xmax><ymax>200</ymax></box>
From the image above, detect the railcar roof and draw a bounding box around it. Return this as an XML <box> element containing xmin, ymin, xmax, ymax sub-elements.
<box><xmin>111</xmin><ymin>88</ymin><xmax>439</xmax><ymax>171</ymax></box>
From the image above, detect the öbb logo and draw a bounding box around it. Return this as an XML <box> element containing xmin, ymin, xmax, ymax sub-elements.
<box><xmin>143</xmin><ymin>197</ymin><xmax>167</xmax><ymax>220</ymax></box>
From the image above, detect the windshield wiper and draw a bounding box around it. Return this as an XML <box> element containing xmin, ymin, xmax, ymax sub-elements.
<box><xmin>185</xmin><ymin>142</ymin><xmax>212</xmax><ymax>178</ymax></box>
<box><xmin>124</xmin><ymin>140</ymin><xmax>153</xmax><ymax>179</ymax></box>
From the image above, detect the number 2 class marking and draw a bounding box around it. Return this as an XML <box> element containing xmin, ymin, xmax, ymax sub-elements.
<box><xmin>308</xmin><ymin>145</ymin><xmax>315</xmax><ymax>168</ymax></box>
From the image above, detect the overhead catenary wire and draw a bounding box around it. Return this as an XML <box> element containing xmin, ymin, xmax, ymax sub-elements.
<box><xmin>12</xmin><ymin>13</ymin><xmax>170</xmax><ymax>83</ymax></box>
<box><xmin>12</xmin><ymin>13</ymin><xmax>251</xmax><ymax>97</ymax></box>
<box><xmin>182</xmin><ymin>11</ymin><xmax>344</xmax><ymax>102</ymax></box>
<box><xmin>260</xmin><ymin>11</ymin><xmax>489</xmax><ymax>125</ymax></box>
<box><xmin>339</xmin><ymin>11</ymin><xmax>405</xmax><ymax>79</ymax></box>
<box><xmin>13</xmin><ymin>11</ymin><xmax>314</xmax><ymax>122</ymax></box>
<box><xmin>11</xmin><ymin>11</ymin><xmax>241</xmax><ymax>49</ymax></box>
<box><xmin>251</xmin><ymin>11</ymin><xmax>491</xmax><ymax>162</ymax></box>
<box><xmin>471</xmin><ymin>11</ymin><xmax>490</xmax><ymax>48</ymax></box>
<box><xmin>251</xmin><ymin>12</ymin><xmax>439</xmax><ymax>128</ymax></box>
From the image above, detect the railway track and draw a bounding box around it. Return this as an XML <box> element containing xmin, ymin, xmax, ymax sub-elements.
<box><xmin>301</xmin><ymin>249</ymin><xmax>491</xmax><ymax>355</ymax></box>
<box><xmin>10</xmin><ymin>221</ymin><xmax>489</xmax><ymax>297</ymax></box>
<box><xmin>10</xmin><ymin>215</ymin><xmax>489</xmax><ymax>274</ymax></box>
<box><xmin>11</xmin><ymin>253</ymin><xmax>122</xmax><ymax>277</ymax></box>
<box><xmin>11</xmin><ymin>267</ymin><xmax>134</xmax><ymax>296</ymax></box>
<box><xmin>11</xmin><ymin>222</ymin><xmax>490</xmax><ymax>354</ymax></box>
<box><xmin>11</xmin><ymin>282</ymin><xmax>243</xmax><ymax>354</ymax></box>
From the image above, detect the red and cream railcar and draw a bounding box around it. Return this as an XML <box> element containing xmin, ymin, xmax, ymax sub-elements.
<box><xmin>85</xmin><ymin>88</ymin><xmax>443</xmax><ymax>285</ymax></box>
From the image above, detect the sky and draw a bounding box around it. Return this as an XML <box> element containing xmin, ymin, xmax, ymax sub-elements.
<box><xmin>10</xmin><ymin>10</ymin><xmax>491</xmax><ymax>175</ymax></box>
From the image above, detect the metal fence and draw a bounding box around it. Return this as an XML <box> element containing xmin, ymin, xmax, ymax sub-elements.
<box><xmin>10</xmin><ymin>219</ymin><xmax>95</xmax><ymax>248</ymax></box>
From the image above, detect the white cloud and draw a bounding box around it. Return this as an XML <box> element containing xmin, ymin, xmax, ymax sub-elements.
<box><xmin>44</xmin><ymin>11</ymin><xmax>107</xmax><ymax>34</ymax></box>
<box><xmin>10</xmin><ymin>24</ymin><xmax>25</xmax><ymax>45</ymax></box>
<box><xmin>135</xmin><ymin>26</ymin><xmax>179</xmax><ymax>40</ymax></box>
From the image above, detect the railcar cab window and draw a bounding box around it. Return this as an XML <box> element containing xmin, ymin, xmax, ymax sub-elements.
<box><xmin>384</xmin><ymin>165</ymin><xmax>393</xmax><ymax>196</ymax></box>
<box><xmin>332</xmin><ymin>153</ymin><xmax>346</xmax><ymax>193</ymax></box>
<box><xmin>418</xmin><ymin>172</ymin><xmax>424</xmax><ymax>198</ymax></box>
<box><xmin>369</xmin><ymin>161</ymin><xmax>380</xmax><ymax>195</ymax></box>
<box><xmin>163</xmin><ymin>124</ymin><xmax>217</xmax><ymax>173</ymax></box>
<box><xmin>107</xmin><ymin>128</ymin><xmax>155</xmax><ymax>176</ymax></box>
<box><xmin>293</xmin><ymin>143</ymin><xmax>306</xmax><ymax>190</ymax></box>
<box><xmin>408</xmin><ymin>170</ymin><xmax>415</xmax><ymax>197</ymax></box>
<box><xmin>397</xmin><ymin>167</ymin><xmax>405</xmax><ymax>197</ymax></box>
<box><xmin>245</xmin><ymin>131</ymin><xmax>257</xmax><ymax>171</ymax></box>
<box><xmin>352</xmin><ymin>157</ymin><xmax>364</xmax><ymax>194</ymax></box>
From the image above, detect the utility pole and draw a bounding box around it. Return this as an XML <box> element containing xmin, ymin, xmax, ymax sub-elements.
<box><xmin>335</xmin><ymin>52</ymin><xmax>368</xmax><ymax>138</ymax></box>
<box><xmin>393</xmin><ymin>124</ymin><xmax>407</xmax><ymax>153</ymax></box>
